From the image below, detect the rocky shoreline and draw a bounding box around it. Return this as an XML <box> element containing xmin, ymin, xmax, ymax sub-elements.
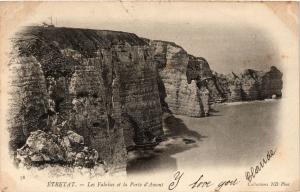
<box><xmin>8</xmin><ymin>26</ymin><xmax>283</xmax><ymax>175</ymax></box>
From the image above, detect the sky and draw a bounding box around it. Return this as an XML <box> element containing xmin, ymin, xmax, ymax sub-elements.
<box><xmin>16</xmin><ymin>1</ymin><xmax>297</xmax><ymax>74</ymax></box>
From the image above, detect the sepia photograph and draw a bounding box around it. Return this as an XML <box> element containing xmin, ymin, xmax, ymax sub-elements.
<box><xmin>0</xmin><ymin>1</ymin><xmax>299</xmax><ymax>192</ymax></box>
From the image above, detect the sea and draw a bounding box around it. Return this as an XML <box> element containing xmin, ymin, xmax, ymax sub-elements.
<box><xmin>127</xmin><ymin>100</ymin><xmax>281</xmax><ymax>175</ymax></box>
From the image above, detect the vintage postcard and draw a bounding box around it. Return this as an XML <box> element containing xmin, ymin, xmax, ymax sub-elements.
<box><xmin>0</xmin><ymin>1</ymin><xmax>299</xmax><ymax>192</ymax></box>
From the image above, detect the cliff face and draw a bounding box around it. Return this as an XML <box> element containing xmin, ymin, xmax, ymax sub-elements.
<box><xmin>260</xmin><ymin>66</ymin><xmax>283</xmax><ymax>98</ymax></box>
<box><xmin>8</xmin><ymin>26</ymin><xmax>283</xmax><ymax>172</ymax></box>
<box><xmin>8</xmin><ymin>55</ymin><xmax>49</xmax><ymax>150</ymax></box>
<box><xmin>149</xmin><ymin>40</ymin><xmax>222</xmax><ymax>117</ymax></box>
<box><xmin>9</xmin><ymin>26</ymin><xmax>163</xmax><ymax>170</ymax></box>
<box><xmin>150</xmin><ymin>40</ymin><xmax>200</xmax><ymax>117</ymax></box>
<box><xmin>148</xmin><ymin>38</ymin><xmax>283</xmax><ymax>112</ymax></box>
<box><xmin>240</xmin><ymin>69</ymin><xmax>263</xmax><ymax>100</ymax></box>
<box><xmin>214</xmin><ymin>67</ymin><xmax>283</xmax><ymax>101</ymax></box>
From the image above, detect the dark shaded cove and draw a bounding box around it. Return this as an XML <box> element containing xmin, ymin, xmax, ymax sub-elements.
<box><xmin>126</xmin><ymin>114</ymin><xmax>207</xmax><ymax>175</ymax></box>
<box><xmin>163</xmin><ymin>115</ymin><xmax>205</xmax><ymax>141</ymax></box>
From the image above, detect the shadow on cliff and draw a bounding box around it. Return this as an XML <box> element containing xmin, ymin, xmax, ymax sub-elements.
<box><xmin>157</xmin><ymin>74</ymin><xmax>172</xmax><ymax>113</ymax></box>
<box><xmin>126</xmin><ymin>114</ymin><xmax>207</xmax><ymax>175</ymax></box>
<box><xmin>163</xmin><ymin>115</ymin><xmax>206</xmax><ymax>141</ymax></box>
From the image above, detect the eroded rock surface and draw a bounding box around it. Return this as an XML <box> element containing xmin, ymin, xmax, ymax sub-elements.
<box><xmin>260</xmin><ymin>66</ymin><xmax>283</xmax><ymax>99</ymax></box>
<box><xmin>9</xmin><ymin>26</ymin><xmax>164</xmax><ymax>171</ymax></box>
<box><xmin>214</xmin><ymin>66</ymin><xmax>283</xmax><ymax>101</ymax></box>
<box><xmin>149</xmin><ymin>40</ymin><xmax>222</xmax><ymax>117</ymax></box>
<box><xmin>16</xmin><ymin>130</ymin><xmax>100</xmax><ymax>168</ymax></box>
<box><xmin>8</xmin><ymin>26</ymin><xmax>283</xmax><ymax>173</ymax></box>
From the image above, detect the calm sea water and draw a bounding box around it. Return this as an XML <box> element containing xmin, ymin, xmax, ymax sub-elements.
<box><xmin>127</xmin><ymin>100</ymin><xmax>281</xmax><ymax>175</ymax></box>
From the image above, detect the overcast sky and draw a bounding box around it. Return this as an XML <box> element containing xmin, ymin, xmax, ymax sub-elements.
<box><xmin>21</xmin><ymin>2</ymin><xmax>296</xmax><ymax>74</ymax></box>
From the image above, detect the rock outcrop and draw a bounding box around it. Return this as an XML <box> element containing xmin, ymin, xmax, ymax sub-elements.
<box><xmin>16</xmin><ymin>130</ymin><xmax>100</xmax><ymax>168</ymax></box>
<box><xmin>8</xmin><ymin>26</ymin><xmax>283</xmax><ymax>173</ymax></box>
<box><xmin>214</xmin><ymin>66</ymin><xmax>283</xmax><ymax>101</ymax></box>
<box><xmin>214</xmin><ymin>72</ymin><xmax>243</xmax><ymax>102</ymax></box>
<box><xmin>8</xmin><ymin>54</ymin><xmax>49</xmax><ymax>150</ymax></box>
<box><xmin>240</xmin><ymin>69</ymin><xmax>263</xmax><ymax>100</ymax></box>
<box><xmin>9</xmin><ymin>26</ymin><xmax>164</xmax><ymax>171</ymax></box>
<box><xmin>260</xmin><ymin>66</ymin><xmax>283</xmax><ymax>99</ymax></box>
<box><xmin>149</xmin><ymin>40</ymin><xmax>222</xmax><ymax>117</ymax></box>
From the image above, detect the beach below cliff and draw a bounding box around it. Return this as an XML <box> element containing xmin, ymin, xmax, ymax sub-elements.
<box><xmin>127</xmin><ymin>100</ymin><xmax>281</xmax><ymax>175</ymax></box>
